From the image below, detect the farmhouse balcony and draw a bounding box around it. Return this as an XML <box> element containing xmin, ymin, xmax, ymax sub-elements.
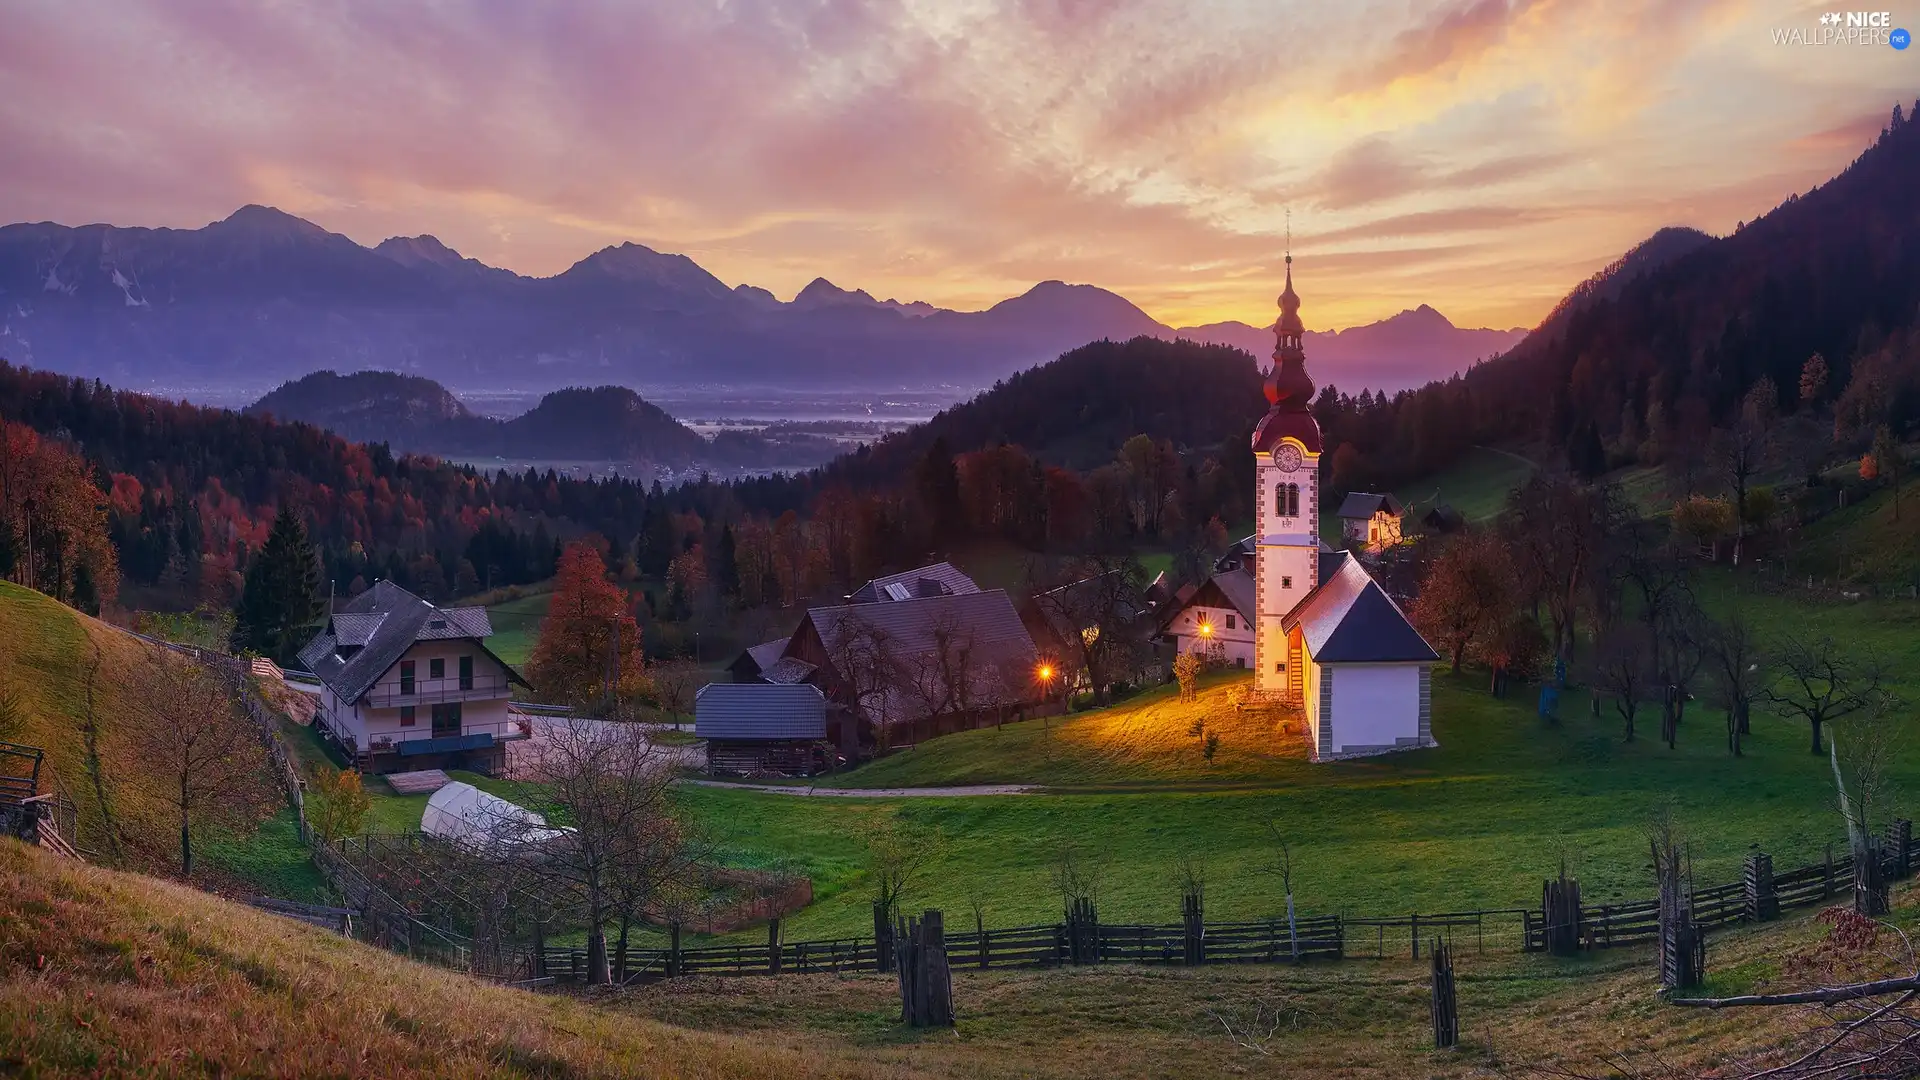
<box><xmin>363</xmin><ymin>676</ymin><xmax>515</xmax><ymax>709</ymax></box>
<box><xmin>364</xmin><ymin>713</ymin><xmax>536</xmax><ymax>758</ymax></box>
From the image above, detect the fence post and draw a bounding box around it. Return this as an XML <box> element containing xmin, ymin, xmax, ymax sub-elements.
<box><xmin>1431</xmin><ymin>938</ymin><xmax>1458</xmax><ymax>1049</ymax></box>
<box><xmin>1743</xmin><ymin>852</ymin><xmax>1777</xmax><ymax>922</ymax></box>
<box><xmin>1542</xmin><ymin>868</ymin><xmax>1584</xmax><ymax>957</ymax></box>
<box><xmin>874</xmin><ymin>901</ymin><xmax>896</xmax><ymax>974</ymax></box>
<box><xmin>1888</xmin><ymin>820</ymin><xmax>1913</xmax><ymax>879</ymax></box>
<box><xmin>1855</xmin><ymin>836</ymin><xmax>1890</xmax><ymax>917</ymax></box>
<box><xmin>768</xmin><ymin>918</ymin><xmax>782</xmax><ymax>975</ymax></box>
<box><xmin>896</xmin><ymin>910</ymin><xmax>955</xmax><ymax>1028</ymax></box>
<box><xmin>668</xmin><ymin>921</ymin><xmax>683</xmax><ymax>978</ymax></box>
<box><xmin>1181</xmin><ymin>886</ymin><xmax>1204</xmax><ymax>966</ymax></box>
<box><xmin>1411</xmin><ymin>912</ymin><xmax>1420</xmax><ymax>960</ymax></box>
<box><xmin>1823</xmin><ymin>844</ymin><xmax>1835</xmax><ymax>899</ymax></box>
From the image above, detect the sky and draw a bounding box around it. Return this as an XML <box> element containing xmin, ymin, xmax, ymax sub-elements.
<box><xmin>0</xmin><ymin>0</ymin><xmax>1912</xmax><ymax>330</ymax></box>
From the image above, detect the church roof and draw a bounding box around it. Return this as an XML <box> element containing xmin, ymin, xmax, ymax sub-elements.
<box><xmin>1283</xmin><ymin>556</ymin><xmax>1437</xmax><ymax>664</ymax></box>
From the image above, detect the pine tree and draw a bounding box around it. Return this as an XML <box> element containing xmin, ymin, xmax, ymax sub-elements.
<box><xmin>917</xmin><ymin>436</ymin><xmax>964</xmax><ymax>539</ymax></box>
<box><xmin>232</xmin><ymin>505</ymin><xmax>323</xmax><ymax>662</ymax></box>
<box><xmin>716</xmin><ymin>524</ymin><xmax>740</xmax><ymax>602</ymax></box>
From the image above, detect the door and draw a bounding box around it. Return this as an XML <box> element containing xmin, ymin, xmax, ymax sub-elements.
<box><xmin>431</xmin><ymin>702</ymin><xmax>463</xmax><ymax>738</ymax></box>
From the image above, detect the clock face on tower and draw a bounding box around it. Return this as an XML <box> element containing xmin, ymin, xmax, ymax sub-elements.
<box><xmin>1275</xmin><ymin>444</ymin><xmax>1303</xmax><ymax>473</ymax></box>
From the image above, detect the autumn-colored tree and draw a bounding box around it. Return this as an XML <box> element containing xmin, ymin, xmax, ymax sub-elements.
<box><xmin>1410</xmin><ymin>528</ymin><xmax>1516</xmax><ymax>675</ymax></box>
<box><xmin>0</xmin><ymin>420</ymin><xmax>120</xmax><ymax>608</ymax></box>
<box><xmin>1671</xmin><ymin>495</ymin><xmax>1736</xmax><ymax>552</ymax></box>
<box><xmin>528</xmin><ymin>541</ymin><xmax>648</xmax><ymax>712</ymax></box>
<box><xmin>1872</xmin><ymin>425</ymin><xmax>1903</xmax><ymax>519</ymax></box>
<box><xmin>1800</xmin><ymin>352</ymin><xmax>1830</xmax><ymax>407</ymax></box>
<box><xmin>308</xmin><ymin>765</ymin><xmax>371</xmax><ymax>843</ymax></box>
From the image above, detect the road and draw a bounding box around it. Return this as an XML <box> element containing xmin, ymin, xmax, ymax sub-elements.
<box><xmin>681</xmin><ymin>779</ymin><xmax>1037</xmax><ymax>798</ymax></box>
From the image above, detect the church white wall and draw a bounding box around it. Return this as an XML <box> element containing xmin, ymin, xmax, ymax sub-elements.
<box><xmin>1327</xmin><ymin>664</ymin><xmax>1425</xmax><ymax>753</ymax></box>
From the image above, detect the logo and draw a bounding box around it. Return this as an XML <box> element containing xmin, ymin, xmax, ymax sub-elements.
<box><xmin>1773</xmin><ymin>10</ymin><xmax>1899</xmax><ymax>44</ymax></box>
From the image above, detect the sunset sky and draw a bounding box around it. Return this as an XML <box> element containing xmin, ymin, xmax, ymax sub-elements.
<box><xmin>0</xmin><ymin>1</ymin><xmax>1912</xmax><ymax>330</ymax></box>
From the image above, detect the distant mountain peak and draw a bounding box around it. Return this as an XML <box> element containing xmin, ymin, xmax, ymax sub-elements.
<box><xmin>211</xmin><ymin>204</ymin><xmax>329</xmax><ymax>239</ymax></box>
<box><xmin>374</xmin><ymin>234</ymin><xmax>467</xmax><ymax>269</ymax></box>
<box><xmin>793</xmin><ymin>276</ymin><xmax>879</xmax><ymax>308</ymax></box>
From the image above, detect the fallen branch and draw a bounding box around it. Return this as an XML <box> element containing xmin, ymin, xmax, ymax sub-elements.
<box><xmin>1670</xmin><ymin>975</ymin><xmax>1920</xmax><ymax>1009</ymax></box>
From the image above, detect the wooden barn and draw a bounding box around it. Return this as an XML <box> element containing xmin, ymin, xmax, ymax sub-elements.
<box><xmin>694</xmin><ymin>683</ymin><xmax>831</xmax><ymax>777</ymax></box>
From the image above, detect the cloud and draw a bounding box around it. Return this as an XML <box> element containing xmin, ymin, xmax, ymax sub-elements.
<box><xmin>0</xmin><ymin>0</ymin><xmax>1902</xmax><ymax>332</ymax></box>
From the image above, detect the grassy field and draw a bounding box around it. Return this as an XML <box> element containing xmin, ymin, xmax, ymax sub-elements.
<box><xmin>1391</xmin><ymin>444</ymin><xmax>1537</xmax><ymax>525</ymax></box>
<box><xmin>483</xmin><ymin>590</ymin><xmax>551</xmax><ymax>669</ymax></box>
<box><xmin>678</xmin><ymin>559</ymin><xmax>1920</xmax><ymax>942</ymax></box>
<box><xmin>4</xmin><ymin>837</ymin><xmax>1908</xmax><ymax>1078</ymax></box>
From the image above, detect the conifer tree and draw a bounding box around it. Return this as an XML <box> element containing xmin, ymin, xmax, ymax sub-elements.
<box><xmin>232</xmin><ymin>505</ymin><xmax>323</xmax><ymax>662</ymax></box>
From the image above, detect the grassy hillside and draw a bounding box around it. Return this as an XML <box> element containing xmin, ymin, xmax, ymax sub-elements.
<box><xmin>0</xmin><ymin>840</ymin><xmax>905</xmax><ymax>1079</ymax></box>
<box><xmin>484</xmin><ymin>590</ymin><xmax>551</xmax><ymax>669</ymax></box>
<box><xmin>0</xmin><ymin>583</ymin><xmax>292</xmax><ymax>892</ymax></box>
<box><xmin>1391</xmin><ymin>445</ymin><xmax>1536</xmax><ymax>525</ymax></box>
<box><xmin>3</xmin><ymin>838</ymin><xmax>1904</xmax><ymax>1078</ymax></box>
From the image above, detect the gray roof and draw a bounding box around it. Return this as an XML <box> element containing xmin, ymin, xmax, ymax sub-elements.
<box><xmin>849</xmin><ymin>562</ymin><xmax>981</xmax><ymax>603</ymax></box>
<box><xmin>1336</xmin><ymin>492</ymin><xmax>1406</xmax><ymax>520</ymax></box>
<box><xmin>762</xmin><ymin>657</ymin><xmax>818</xmax><ymax>684</ymax></box>
<box><xmin>1282</xmin><ymin>556</ymin><xmax>1437</xmax><ymax>664</ymax></box>
<box><xmin>695</xmin><ymin>683</ymin><xmax>827</xmax><ymax>741</ymax></box>
<box><xmin>806</xmin><ymin>588</ymin><xmax>1039</xmax><ymax>722</ymax></box>
<box><xmin>738</xmin><ymin>637</ymin><xmax>790</xmax><ymax>676</ymax></box>
<box><xmin>297</xmin><ymin>581</ymin><xmax>519</xmax><ymax>704</ymax></box>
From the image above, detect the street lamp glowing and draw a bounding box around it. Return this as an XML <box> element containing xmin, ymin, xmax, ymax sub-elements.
<box><xmin>1037</xmin><ymin>664</ymin><xmax>1054</xmax><ymax>681</ymax></box>
<box><xmin>1198</xmin><ymin>622</ymin><xmax>1213</xmax><ymax>637</ymax></box>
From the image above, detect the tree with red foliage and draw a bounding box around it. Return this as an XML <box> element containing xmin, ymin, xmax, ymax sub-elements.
<box><xmin>528</xmin><ymin>541</ymin><xmax>648</xmax><ymax>713</ymax></box>
<box><xmin>1410</xmin><ymin>527</ymin><xmax>1517</xmax><ymax>676</ymax></box>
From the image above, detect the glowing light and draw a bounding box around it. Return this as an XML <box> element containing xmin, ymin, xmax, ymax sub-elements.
<box><xmin>1038</xmin><ymin>664</ymin><xmax>1054</xmax><ymax>681</ymax></box>
<box><xmin>1199</xmin><ymin>622</ymin><xmax>1213</xmax><ymax>637</ymax></box>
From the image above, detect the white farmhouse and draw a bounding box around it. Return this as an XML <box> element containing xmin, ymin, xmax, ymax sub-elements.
<box><xmin>1158</xmin><ymin>256</ymin><xmax>1439</xmax><ymax>760</ymax></box>
<box><xmin>299</xmin><ymin>581</ymin><xmax>533</xmax><ymax>774</ymax></box>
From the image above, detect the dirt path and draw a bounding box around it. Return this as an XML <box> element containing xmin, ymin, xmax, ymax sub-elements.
<box><xmin>681</xmin><ymin>779</ymin><xmax>1038</xmax><ymax>798</ymax></box>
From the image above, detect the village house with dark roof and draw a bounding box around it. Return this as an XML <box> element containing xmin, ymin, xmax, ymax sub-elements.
<box><xmin>299</xmin><ymin>580</ymin><xmax>532</xmax><ymax>774</ymax></box>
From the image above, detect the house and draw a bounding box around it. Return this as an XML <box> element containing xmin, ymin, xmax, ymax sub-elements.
<box><xmin>848</xmin><ymin>561</ymin><xmax>980</xmax><ymax>603</ymax></box>
<box><xmin>695</xmin><ymin>683</ymin><xmax>830</xmax><ymax>776</ymax></box>
<box><xmin>1157</xmin><ymin>255</ymin><xmax>1437</xmax><ymax>760</ymax></box>
<box><xmin>298</xmin><ymin>581</ymin><xmax>532</xmax><ymax>774</ymax></box>
<box><xmin>784</xmin><ymin>586</ymin><xmax>1042</xmax><ymax>753</ymax></box>
<box><xmin>1422</xmin><ymin>503</ymin><xmax>1466</xmax><ymax>534</ymax></box>
<box><xmin>1161</xmin><ymin>563</ymin><xmax>1256</xmax><ymax>669</ymax></box>
<box><xmin>1160</xmin><ymin>538</ymin><xmax>1336</xmax><ymax>670</ymax></box>
<box><xmin>1281</xmin><ymin>553</ymin><xmax>1439</xmax><ymax>758</ymax></box>
<box><xmin>1337</xmin><ymin>492</ymin><xmax>1406</xmax><ymax>548</ymax></box>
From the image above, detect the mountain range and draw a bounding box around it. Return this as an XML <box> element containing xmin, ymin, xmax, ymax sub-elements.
<box><xmin>0</xmin><ymin>205</ymin><xmax>1523</xmax><ymax>396</ymax></box>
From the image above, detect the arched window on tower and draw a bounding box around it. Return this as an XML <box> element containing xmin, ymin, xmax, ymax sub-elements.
<box><xmin>1275</xmin><ymin>482</ymin><xmax>1300</xmax><ymax>519</ymax></box>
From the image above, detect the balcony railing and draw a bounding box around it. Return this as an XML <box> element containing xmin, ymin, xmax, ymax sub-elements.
<box><xmin>364</xmin><ymin>713</ymin><xmax>534</xmax><ymax>756</ymax></box>
<box><xmin>362</xmin><ymin>676</ymin><xmax>515</xmax><ymax>709</ymax></box>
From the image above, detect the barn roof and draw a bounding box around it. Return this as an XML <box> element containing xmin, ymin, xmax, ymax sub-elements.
<box><xmin>297</xmin><ymin>581</ymin><xmax>522</xmax><ymax>704</ymax></box>
<box><xmin>734</xmin><ymin>637</ymin><xmax>791</xmax><ymax>678</ymax></box>
<box><xmin>804</xmin><ymin>588</ymin><xmax>1039</xmax><ymax>723</ymax></box>
<box><xmin>1336</xmin><ymin>492</ymin><xmax>1406</xmax><ymax>520</ymax></box>
<box><xmin>1282</xmin><ymin>556</ymin><xmax>1437</xmax><ymax>664</ymax></box>
<box><xmin>849</xmin><ymin>562</ymin><xmax>981</xmax><ymax>603</ymax></box>
<box><xmin>695</xmin><ymin>683</ymin><xmax>828</xmax><ymax>741</ymax></box>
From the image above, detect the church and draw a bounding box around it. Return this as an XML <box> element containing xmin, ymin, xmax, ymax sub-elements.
<box><xmin>1161</xmin><ymin>258</ymin><xmax>1439</xmax><ymax>761</ymax></box>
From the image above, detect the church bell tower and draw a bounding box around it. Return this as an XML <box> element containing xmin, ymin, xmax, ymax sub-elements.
<box><xmin>1251</xmin><ymin>255</ymin><xmax>1322</xmax><ymax>697</ymax></box>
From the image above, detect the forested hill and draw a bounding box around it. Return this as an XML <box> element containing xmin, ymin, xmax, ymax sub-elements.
<box><xmin>828</xmin><ymin>336</ymin><xmax>1268</xmax><ymax>484</ymax></box>
<box><xmin>1317</xmin><ymin>100</ymin><xmax>1920</xmax><ymax>496</ymax></box>
<box><xmin>248</xmin><ymin>373</ymin><xmax>713</xmax><ymax>466</ymax></box>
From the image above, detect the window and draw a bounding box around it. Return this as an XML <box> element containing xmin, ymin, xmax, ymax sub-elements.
<box><xmin>399</xmin><ymin>705</ymin><xmax>416</xmax><ymax>727</ymax></box>
<box><xmin>1275</xmin><ymin>482</ymin><xmax>1300</xmax><ymax>518</ymax></box>
<box><xmin>1281</xmin><ymin>575</ymin><xmax>1293</xmax><ymax>589</ymax></box>
<box><xmin>1225</xmin><ymin>614</ymin><xmax>1236</xmax><ymax>630</ymax></box>
<box><xmin>429</xmin><ymin>658</ymin><xmax>445</xmax><ymax>680</ymax></box>
<box><xmin>459</xmin><ymin>656</ymin><xmax>473</xmax><ymax>691</ymax></box>
<box><xmin>1235</xmin><ymin>656</ymin><xmax>1246</xmax><ymax>668</ymax></box>
<box><xmin>399</xmin><ymin>660</ymin><xmax>415</xmax><ymax>696</ymax></box>
<box><xmin>431</xmin><ymin>702</ymin><xmax>462</xmax><ymax>737</ymax></box>
<box><xmin>1275</xmin><ymin>661</ymin><xmax>1286</xmax><ymax>673</ymax></box>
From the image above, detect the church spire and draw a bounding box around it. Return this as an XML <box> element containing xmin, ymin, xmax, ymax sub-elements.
<box><xmin>1264</xmin><ymin>253</ymin><xmax>1313</xmax><ymax>411</ymax></box>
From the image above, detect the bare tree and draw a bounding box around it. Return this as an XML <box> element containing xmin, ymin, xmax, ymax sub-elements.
<box><xmin>1765</xmin><ymin>635</ymin><xmax>1887</xmax><ymax>755</ymax></box>
<box><xmin>1702</xmin><ymin>606</ymin><xmax>1764</xmax><ymax>756</ymax></box>
<box><xmin>1504</xmin><ymin>472</ymin><xmax>1629</xmax><ymax>676</ymax></box>
<box><xmin>1592</xmin><ymin>623</ymin><xmax>1655</xmax><ymax>742</ymax></box>
<box><xmin>862</xmin><ymin>817</ymin><xmax>944</xmax><ymax>929</ymax></box>
<box><xmin>646</xmin><ymin>657</ymin><xmax>702</xmax><ymax>724</ymax></box>
<box><xmin>1713</xmin><ymin>380</ymin><xmax>1777</xmax><ymax>566</ymax></box>
<box><xmin>1030</xmin><ymin>554</ymin><xmax>1150</xmax><ymax>705</ymax></box>
<box><xmin>1051</xmin><ymin>838</ymin><xmax>1107</xmax><ymax>911</ymax></box>
<box><xmin>819</xmin><ymin>609</ymin><xmax>902</xmax><ymax>751</ymax></box>
<box><xmin>517</xmin><ymin>716</ymin><xmax>682</xmax><ymax>985</ymax></box>
<box><xmin>131</xmin><ymin>660</ymin><xmax>266</xmax><ymax>877</ymax></box>
<box><xmin>1256</xmin><ymin>819</ymin><xmax>1300</xmax><ymax>960</ymax></box>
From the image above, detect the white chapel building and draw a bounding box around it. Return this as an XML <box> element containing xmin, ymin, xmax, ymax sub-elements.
<box><xmin>1162</xmin><ymin>258</ymin><xmax>1438</xmax><ymax>760</ymax></box>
